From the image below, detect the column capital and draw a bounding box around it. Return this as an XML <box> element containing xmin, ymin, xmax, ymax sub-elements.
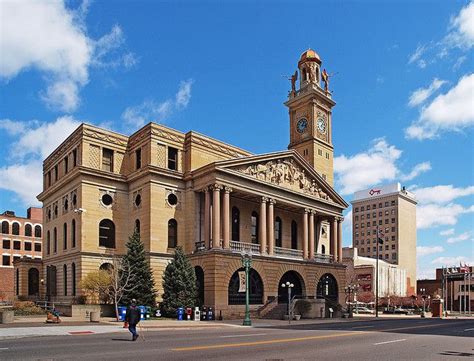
<box><xmin>268</xmin><ymin>198</ymin><xmax>276</xmax><ymax>205</ymax></box>
<box><xmin>304</xmin><ymin>208</ymin><xmax>311</xmax><ymax>214</ymax></box>
<box><xmin>261</xmin><ymin>196</ymin><xmax>268</xmax><ymax>203</ymax></box>
<box><xmin>224</xmin><ymin>186</ymin><xmax>233</xmax><ymax>193</ymax></box>
<box><xmin>201</xmin><ymin>187</ymin><xmax>209</xmax><ymax>193</ymax></box>
<box><xmin>310</xmin><ymin>209</ymin><xmax>317</xmax><ymax>215</ymax></box>
<box><xmin>336</xmin><ymin>216</ymin><xmax>344</xmax><ymax>222</ymax></box>
<box><xmin>211</xmin><ymin>183</ymin><xmax>222</xmax><ymax>191</ymax></box>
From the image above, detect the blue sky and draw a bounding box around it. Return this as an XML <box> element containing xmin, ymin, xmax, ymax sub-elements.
<box><xmin>0</xmin><ymin>0</ymin><xmax>473</xmax><ymax>279</ymax></box>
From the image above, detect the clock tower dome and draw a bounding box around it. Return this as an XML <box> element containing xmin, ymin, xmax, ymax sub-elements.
<box><xmin>285</xmin><ymin>49</ymin><xmax>336</xmax><ymax>186</ymax></box>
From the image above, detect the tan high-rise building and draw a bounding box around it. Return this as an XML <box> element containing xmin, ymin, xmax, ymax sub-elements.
<box><xmin>351</xmin><ymin>183</ymin><xmax>417</xmax><ymax>294</ymax></box>
<box><xmin>37</xmin><ymin>50</ymin><xmax>349</xmax><ymax>317</ymax></box>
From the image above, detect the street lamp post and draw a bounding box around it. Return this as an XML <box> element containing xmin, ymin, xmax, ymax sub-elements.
<box><xmin>281</xmin><ymin>281</ymin><xmax>294</xmax><ymax>324</ymax></box>
<box><xmin>344</xmin><ymin>284</ymin><xmax>357</xmax><ymax>318</ymax></box>
<box><xmin>241</xmin><ymin>253</ymin><xmax>252</xmax><ymax>326</ymax></box>
<box><xmin>420</xmin><ymin>287</ymin><xmax>426</xmax><ymax>318</ymax></box>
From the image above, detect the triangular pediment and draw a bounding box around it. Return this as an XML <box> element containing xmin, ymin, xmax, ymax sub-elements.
<box><xmin>215</xmin><ymin>150</ymin><xmax>348</xmax><ymax>208</ymax></box>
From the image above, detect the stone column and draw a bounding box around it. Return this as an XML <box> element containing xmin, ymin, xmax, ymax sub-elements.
<box><xmin>211</xmin><ymin>184</ymin><xmax>221</xmax><ymax>248</ymax></box>
<box><xmin>267</xmin><ymin>199</ymin><xmax>275</xmax><ymax>255</ymax></box>
<box><xmin>259</xmin><ymin>197</ymin><xmax>268</xmax><ymax>254</ymax></box>
<box><xmin>222</xmin><ymin>186</ymin><xmax>232</xmax><ymax>249</ymax></box>
<box><xmin>303</xmin><ymin>209</ymin><xmax>309</xmax><ymax>259</ymax></box>
<box><xmin>203</xmin><ymin>188</ymin><xmax>210</xmax><ymax>249</ymax></box>
<box><xmin>330</xmin><ymin>217</ymin><xmax>337</xmax><ymax>262</ymax></box>
<box><xmin>309</xmin><ymin>210</ymin><xmax>315</xmax><ymax>260</ymax></box>
<box><xmin>337</xmin><ymin>217</ymin><xmax>343</xmax><ymax>263</ymax></box>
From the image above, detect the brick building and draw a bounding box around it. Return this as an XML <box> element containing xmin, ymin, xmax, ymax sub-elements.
<box><xmin>0</xmin><ymin>208</ymin><xmax>43</xmax><ymax>301</ymax></box>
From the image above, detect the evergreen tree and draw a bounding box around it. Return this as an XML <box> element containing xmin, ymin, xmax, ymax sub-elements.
<box><xmin>161</xmin><ymin>246</ymin><xmax>197</xmax><ymax>317</ymax></box>
<box><xmin>121</xmin><ymin>231</ymin><xmax>157</xmax><ymax>307</ymax></box>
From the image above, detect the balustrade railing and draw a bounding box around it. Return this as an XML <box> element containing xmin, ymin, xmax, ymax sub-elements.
<box><xmin>313</xmin><ymin>253</ymin><xmax>333</xmax><ymax>264</ymax></box>
<box><xmin>274</xmin><ymin>246</ymin><xmax>303</xmax><ymax>259</ymax></box>
<box><xmin>230</xmin><ymin>240</ymin><xmax>260</xmax><ymax>254</ymax></box>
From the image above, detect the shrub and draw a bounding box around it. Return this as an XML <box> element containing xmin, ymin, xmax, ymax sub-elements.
<box><xmin>72</xmin><ymin>295</ymin><xmax>87</xmax><ymax>305</ymax></box>
<box><xmin>12</xmin><ymin>301</ymin><xmax>45</xmax><ymax>316</ymax></box>
<box><xmin>295</xmin><ymin>299</ymin><xmax>312</xmax><ymax>316</ymax></box>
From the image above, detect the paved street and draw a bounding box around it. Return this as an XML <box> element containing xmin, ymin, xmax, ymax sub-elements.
<box><xmin>0</xmin><ymin>318</ymin><xmax>473</xmax><ymax>360</ymax></box>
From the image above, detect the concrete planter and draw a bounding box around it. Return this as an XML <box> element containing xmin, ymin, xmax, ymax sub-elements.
<box><xmin>90</xmin><ymin>311</ymin><xmax>100</xmax><ymax>322</ymax></box>
<box><xmin>0</xmin><ymin>310</ymin><xmax>14</xmax><ymax>324</ymax></box>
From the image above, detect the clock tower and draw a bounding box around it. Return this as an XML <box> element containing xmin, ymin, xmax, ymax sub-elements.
<box><xmin>285</xmin><ymin>49</ymin><xmax>336</xmax><ymax>186</ymax></box>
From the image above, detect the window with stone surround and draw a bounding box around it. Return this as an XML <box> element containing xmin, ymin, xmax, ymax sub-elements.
<box><xmin>168</xmin><ymin>219</ymin><xmax>177</xmax><ymax>248</ymax></box>
<box><xmin>102</xmin><ymin>148</ymin><xmax>114</xmax><ymax>172</ymax></box>
<box><xmin>251</xmin><ymin>212</ymin><xmax>259</xmax><ymax>244</ymax></box>
<box><xmin>99</xmin><ymin>219</ymin><xmax>115</xmax><ymax>248</ymax></box>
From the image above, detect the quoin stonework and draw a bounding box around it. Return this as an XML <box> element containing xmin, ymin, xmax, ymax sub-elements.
<box><xmin>351</xmin><ymin>183</ymin><xmax>417</xmax><ymax>295</ymax></box>
<box><xmin>33</xmin><ymin>50</ymin><xmax>350</xmax><ymax>317</ymax></box>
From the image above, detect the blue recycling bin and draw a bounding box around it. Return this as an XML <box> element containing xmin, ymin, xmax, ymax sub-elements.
<box><xmin>117</xmin><ymin>306</ymin><xmax>127</xmax><ymax>321</ymax></box>
<box><xmin>138</xmin><ymin>306</ymin><xmax>147</xmax><ymax>321</ymax></box>
<box><xmin>177</xmin><ymin>307</ymin><xmax>184</xmax><ymax>321</ymax></box>
<box><xmin>207</xmin><ymin>307</ymin><xmax>214</xmax><ymax>321</ymax></box>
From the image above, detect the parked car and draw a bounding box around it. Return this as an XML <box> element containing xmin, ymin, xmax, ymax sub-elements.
<box><xmin>393</xmin><ymin>307</ymin><xmax>413</xmax><ymax>315</ymax></box>
<box><xmin>353</xmin><ymin>306</ymin><xmax>374</xmax><ymax>314</ymax></box>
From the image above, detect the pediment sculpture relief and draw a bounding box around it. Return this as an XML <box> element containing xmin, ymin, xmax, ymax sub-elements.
<box><xmin>236</xmin><ymin>159</ymin><xmax>332</xmax><ymax>201</ymax></box>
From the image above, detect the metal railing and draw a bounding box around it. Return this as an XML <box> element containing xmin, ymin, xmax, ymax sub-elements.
<box><xmin>230</xmin><ymin>241</ymin><xmax>260</xmax><ymax>254</ymax></box>
<box><xmin>274</xmin><ymin>246</ymin><xmax>303</xmax><ymax>259</ymax></box>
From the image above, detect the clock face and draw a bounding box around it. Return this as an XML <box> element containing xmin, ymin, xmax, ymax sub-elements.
<box><xmin>296</xmin><ymin>118</ymin><xmax>308</xmax><ymax>133</ymax></box>
<box><xmin>317</xmin><ymin>118</ymin><xmax>326</xmax><ymax>133</ymax></box>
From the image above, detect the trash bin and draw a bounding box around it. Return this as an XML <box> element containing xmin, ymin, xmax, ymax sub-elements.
<box><xmin>207</xmin><ymin>307</ymin><xmax>214</xmax><ymax>321</ymax></box>
<box><xmin>117</xmin><ymin>306</ymin><xmax>127</xmax><ymax>321</ymax></box>
<box><xmin>201</xmin><ymin>306</ymin><xmax>207</xmax><ymax>321</ymax></box>
<box><xmin>138</xmin><ymin>306</ymin><xmax>146</xmax><ymax>321</ymax></box>
<box><xmin>0</xmin><ymin>310</ymin><xmax>14</xmax><ymax>324</ymax></box>
<box><xmin>90</xmin><ymin>311</ymin><xmax>100</xmax><ymax>322</ymax></box>
<box><xmin>177</xmin><ymin>307</ymin><xmax>184</xmax><ymax>321</ymax></box>
<box><xmin>194</xmin><ymin>307</ymin><xmax>200</xmax><ymax>321</ymax></box>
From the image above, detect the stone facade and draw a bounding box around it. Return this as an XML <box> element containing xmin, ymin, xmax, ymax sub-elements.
<box><xmin>36</xmin><ymin>50</ymin><xmax>349</xmax><ymax>317</ymax></box>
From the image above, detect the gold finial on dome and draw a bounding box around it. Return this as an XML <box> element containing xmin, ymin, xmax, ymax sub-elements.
<box><xmin>299</xmin><ymin>49</ymin><xmax>321</xmax><ymax>65</ymax></box>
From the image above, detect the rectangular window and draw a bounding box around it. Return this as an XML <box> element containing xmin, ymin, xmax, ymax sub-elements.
<box><xmin>392</xmin><ymin>253</ymin><xmax>397</xmax><ymax>260</ymax></box>
<box><xmin>2</xmin><ymin>255</ymin><xmax>10</xmax><ymax>266</ymax></box>
<box><xmin>34</xmin><ymin>243</ymin><xmax>41</xmax><ymax>252</ymax></box>
<box><xmin>136</xmin><ymin>148</ymin><xmax>142</xmax><ymax>169</ymax></box>
<box><xmin>24</xmin><ymin>242</ymin><xmax>32</xmax><ymax>251</ymax></box>
<box><xmin>366</xmin><ymin>222</ymin><xmax>370</xmax><ymax>227</ymax></box>
<box><xmin>391</xmin><ymin>227</ymin><xmax>395</xmax><ymax>232</ymax></box>
<box><xmin>355</xmin><ymin>216</ymin><xmax>359</xmax><ymax>221</ymax></box>
<box><xmin>2</xmin><ymin>240</ymin><xmax>10</xmax><ymax>249</ymax></box>
<box><xmin>354</xmin><ymin>207</ymin><xmax>359</xmax><ymax>213</ymax></box>
<box><xmin>367</xmin><ymin>230</ymin><xmax>371</xmax><ymax>235</ymax></box>
<box><xmin>318</xmin><ymin>149</ymin><xmax>322</xmax><ymax>156</ymax></box>
<box><xmin>385</xmin><ymin>254</ymin><xmax>389</xmax><ymax>259</ymax></box>
<box><xmin>361</xmin><ymin>232</ymin><xmax>365</xmax><ymax>236</ymax></box>
<box><xmin>47</xmin><ymin>171</ymin><xmax>51</xmax><ymax>187</ymax></box>
<box><xmin>379</xmin><ymin>211</ymin><xmax>382</xmax><ymax>217</ymax></box>
<box><xmin>325</xmin><ymin>152</ymin><xmax>329</xmax><ymax>159</ymax></box>
<box><xmin>168</xmin><ymin>147</ymin><xmax>178</xmax><ymax>170</ymax></box>
<box><xmin>391</xmin><ymin>235</ymin><xmax>396</xmax><ymax>241</ymax></box>
<box><xmin>367</xmin><ymin>213</ymin><xmax>370</xmax><ymax>219</ymax></box>
<box><xmin>385</xmin><ymin>219</ymin><xmax>389</xmax><ymax>224</ymax></box>
<box><xmin>54</xmin><ymin>165</ymin><xmax>58</xmax><ymax>181</ymax></box>
<box><xmin>361</xmin><ymin>215</ymin><xmax>365</xmax><ymax>220</ymax></box>
<box><xmin>378</xmin><ymin>220</ymin><xmax>382</xmax><ymax>225</ymax></box>
<box><xmin>372</xmin><ymin>204</ymin><xmax>377</xmax><ymax>210</ymax></box>
<box><xmin>392</xmin><ymin>244</ymin><xmax>396</xmax><ymax>250</ymax></box>
<box><xmin>385</xmin><ymin>210</ymin><xmax>389</xmax><ymax>216</ymax></box>
<box><xmin>361</xmin><ymin>206</ymin><xmax>365</xmax><ymax>211</ymax></box>
<box><xmin>322</xmin><ymin>174</ymin><xmax>327</xmax><ymax>180</ymax></box>
<box><xmin>64</xmin><ymin>156</ymin><xmax>68</xmax><ymax>174</ymax></box>
<box><xmin>391</xmin><ymin>209</ymin><xmax>395</xmax><ymax>215</ymax></box>
<box><xmin>372</xmin><ymin>221</ymin><xmax>376</xmax><ymax>226</ymax></box>
<box><xmin>102</xmin><ymin>148</ymin><xmax>114</xmax><ymax>172</ymax></box>
<box><xmin>355</xmin><ymin>224</ymin><xmax>359</xmax><ymax>229</ymax></box>
<box><xmin>73</xmin><ymin>148</ymin><xmax>77</xmax><ymax>167</ymax></box>
<box><xmin>391</xmin><ymin>218</ymin><xmax>395</xmax><ymax>223</ymax></box>
<box><xmin>385</xmin><ymin>202</ymin><xmax>389</xmax><ymax>207</ymax></box>
<box><xmin>379</xmin><ymin>203</ymin><xmax>382</xmax><ymax>208</ymax></box>
<box><xmin>355</xmin><ymin>240</ymin><xmax>358</xmax><ymax>245</ymax></box>
<box><xmin>13</xmin><ymin>240</ymin><xmax>21</xmax><ymax>250</ymax></box>
<box><xmin>385</xmin><ymin>245</ymin><xmax>389</xmax><ymax>250</ymax></box>
<box><xmin>391</xmin><ymin>200</ymin><xmax>396</xmax><ymax>206</ymax></box>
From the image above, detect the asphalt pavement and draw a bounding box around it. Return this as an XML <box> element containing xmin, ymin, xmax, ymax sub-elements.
<box><xmin>0</xmin><ymin>318</ymin><xmax>473</xmax><ymax>360</ymax></box>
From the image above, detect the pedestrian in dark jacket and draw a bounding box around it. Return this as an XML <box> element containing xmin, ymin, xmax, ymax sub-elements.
<box><xmin>125</xmin><ymin>299</ymin><xmax>141</xmax><ymax>341</ymax></box>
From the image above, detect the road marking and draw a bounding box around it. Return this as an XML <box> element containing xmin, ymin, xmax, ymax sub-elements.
<box><xmin>172</xmin><ymin>331</ymin><xmax>367</xmax><ymax>351</ymax></box>
<box><xmin>351</xmin><ymin>326</ymin><xmax>374</xmax><ymax>329</ymax></box>
<box><xmin>374</xmin><ymin>339</ymin><xmax>406</xmax><ymax>346</ymax></box>
<box><xmin>464</xmin><ymin>328</ymin><xmax>474</xmax><ymax>332</ymax></box>
<box><xmin>383</xmin><ymin>323</ymin><xmax>446</xmax><ymax>332</ymax></box>
<box><xmin>220</xmin><ymin>333</ymin><xmax>267</xmax><ymax>338</ymax></box>
<box><xmin>69</xmin><ymin>331</ymin><xmax>94</xmax><ymax>335</ymax></box>
<box><xmin>0</xmin><ymin>348</ymin><xmax>9</xmax><ymax>350</ymax></box>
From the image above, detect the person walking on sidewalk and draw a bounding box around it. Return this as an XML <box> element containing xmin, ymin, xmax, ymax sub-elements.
<box><xmin>125</xmin><ymin>299</ymin><xmax>141</xmax><ymax>341</ymax></box>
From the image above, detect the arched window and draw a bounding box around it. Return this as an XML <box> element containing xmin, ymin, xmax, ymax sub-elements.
<box><xmin>231</xmin><ymin>207</ymin><xmax>240</xmax><ymax>242</ymax></box>
<box><xmin>317</xmin><ymin>273</ymin><xmax>338</xmax><ymax>302</ymax></box>
<box><xmin>71</xmin><ymin>263</ymin><xmax>76</xmax><ymax>296</ymax></box>
<box><xmin>47</xmin><ymin>231</ymin><xmax>51</xmax><ymax>255</ymax></box>
<box><xmin>291</xmin><ymin>220</ymin><xmax>298</xmax><ymax>250</ymax></box>
<box><xmin>99</xmin><ymin>219</ymin><xmax>115</xmax><ymax>248</ymax></box>
<box><xmin>275</xmin><ymin>217</ymin><xmax>282</xmax><ymax>247</ymax></box>
<box><xmin>1</xmin><ymin>221</ymin><xmax>9</xmax><ymax>234</ymax></box>
<box><xmin>53</xmin><ymin>227</ymin><xmax>57</xmax><ymax>253</ymax></box>
<box><xmin>28</xmin><ymin>268</ymin><xmax>39</xmax><ymax>296</ymax></box>
<box><xmin>135</xmin><ymin>219</ymin><xmax>140</xmax><ymax>236</ymax></box>
<box><xmin>63</xmin><ymin>223</ymin><xmax>67</xmax><ymax>250</ymax></box>
<box><xmin>34</xmin><ymin>225</ymin><xmax>42</xmax><ymax>238</ymax></box>
<box><xmin>71</xmin><ymin>220</ymin><xmax>76</xmax><ymax>248</ymax></box>
<box><xmin>25</xmin><ymin>224</ymin><xmax>32</xmax><ymax>237</ymax></box>
<box><xmin>251</xmin><ymin>212</ymin><xmax>259</xmax><ymax>244</ymax></box>
<box><xmin>12</xmin><ymin>222</ymin><xmax>20</xmax><ymax>235</ymax></box>
<box><xmin>321</xmin><ymin>244</ymin><xmax>326</xmax><ymax>254</ymax></box>
<box><xmin>228</xmin><ymin>268</ymin><xmax>264</xmax><ymax>305</ymax></box>
<box><xmin>168</xmin><ymin>219</ymin><xmax>177</xmax><ymax>248</ymax></box>
<box><xmin>63</xmin><ymin>264</ymin><xmax>68</xmax><ymax>296</ymax></box>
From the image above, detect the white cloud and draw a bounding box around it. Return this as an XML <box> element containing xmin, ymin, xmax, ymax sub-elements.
<box><xmin>343</xmin><ymin>210</ymin><xmax>352</xmax><ymax>230</ymax></box>
<box><xmin>408</xmin><ymin>78</ymin><xmax>447</xmax><ymax>107</ymax></box>
<box><xmin>446</xmin><ymin>231</ymin><xmax>471</xmax><ymax>244</ymax></box>
<box><xmin>408</xmin><ymin>44</ymin><xmax>427</xmax><ymax>66</ymax></box>
<box><xmin>453</xmin><ymin>55</ymin><xmax>467</xmax><ymax>70</ymax></box>
<box><xmin>431</xmin><ymin>256</ymin><xmax>473</xmax><ymax>266</ymax></box>
<box><xmin>417</xmin><ymin>203</ymin><xmax>474</xmax><ymax>229</ymax></box>
<box><xmin>400</xmin><ymin>162</ymin><xmax>432</xmax><ymax>181</ymax></box>
<box><xmin>0</xmin><ymin>0</ymin><xmax>134</xmax><ymax>112</ymax></box>
<box><xmin>122</xmin><ymin>80</ymin><xmax>194</xmax><ymax>128</ymax></box>
<box><xmin>405</xmin><ymin>73</ymin><xmax>474</xmax><ymax>139</ymax></box>
<box><xmin>440</xmin><ymin>228</ymin><xmax>455</xmax><ymax>236</ymax></box>
<box><xmin>0</xmin><ymin>116</ymin><xmax>82</xmax><ymax>205</ymax></box>
<box><xmin>417</xmin><ymin>246</ymin><xmax>444</xmax><ymax>257</ymax></box>
<box><xmin>412</xmin><ymin>185</ymin><xmax>474</xmax><ymax>204</ymax></box>
<box><xmin>0</xmin><ymin>119</ymin><xmax>29</xmax><ymax>136</ymax></box>
<box><xmin>445</xmin><ymin>1</ymin><xmax>474</xmax><ymax>49</ymax></box>
<box><xmin>334</xmin><ymin>138</ymin><xmax>430</xmax><ymax>195</ymax></box>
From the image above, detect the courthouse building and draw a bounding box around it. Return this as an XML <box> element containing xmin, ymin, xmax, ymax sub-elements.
<box><xmin>351</xmin><ymin>183</ymin><xmax>417</xmax><ymax>294</ymax></box>
<box><xmin>37</xmin><ymin>50</ymin><xmax>349</xmax><ymax>316</ymax></box>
